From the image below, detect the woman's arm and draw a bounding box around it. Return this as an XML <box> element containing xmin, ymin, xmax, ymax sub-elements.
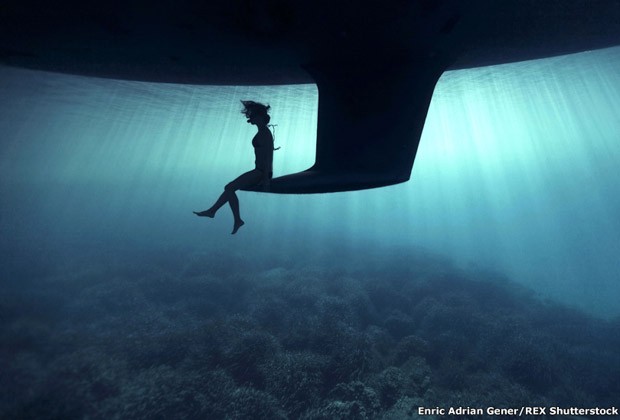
<box><xmin>255</xmin><ymin>130</ymin><xmax>274</xmax><ymax>190</ymax></box>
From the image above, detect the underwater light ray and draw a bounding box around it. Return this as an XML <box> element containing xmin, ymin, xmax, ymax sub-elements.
<box><xmin>1</xmin><ymin>48</ymin><xmax>620</xmax><ymax>316</ymax></box>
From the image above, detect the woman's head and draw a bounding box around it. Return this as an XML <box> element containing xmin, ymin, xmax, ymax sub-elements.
<box><xmin>241</xmin><ymin>100</ymin><xmax>271</xmax><ymax>125</ymax></box>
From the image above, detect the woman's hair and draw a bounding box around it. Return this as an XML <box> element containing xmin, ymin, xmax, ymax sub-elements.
<box><xmin>241</xmin><ymin>100</ymin><xmax>271</xmax><ymax>123</ymax></box>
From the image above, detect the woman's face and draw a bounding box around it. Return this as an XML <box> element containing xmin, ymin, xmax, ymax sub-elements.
<box><xmin>246</xmin><ymin>112</ymin><xmax>266</xmax><ymax>125</ymax></box>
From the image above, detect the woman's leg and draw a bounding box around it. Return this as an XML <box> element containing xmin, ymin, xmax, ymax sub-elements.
<box><xmin>202</xmin><ymin>190</ymin><xmax>229</xmax><ymax>217</ymax></box>
<box><xmin>224</xmin><ymin>170</ymin><xmax>262</xmax><ymax>233</ymax></box>
<box><xmin>194</xmin><ymin>170</ymin><xmax>262</xmax><ymax>233</ymax></box>
<box><xmin>227</xmin><ymin>191</ymin><xmax>243</xmax><ymax>233</ymax></box>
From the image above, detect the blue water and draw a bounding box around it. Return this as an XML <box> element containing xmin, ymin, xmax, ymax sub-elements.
<box><xmin>2</xmin><ymin>47</ymin><xmax>619</xmax><ymax>316</ymax></box>
<box><xmin>0</xmin><ymin>48</ymin><xmax>620</xmax><ymax>418</ymax></box>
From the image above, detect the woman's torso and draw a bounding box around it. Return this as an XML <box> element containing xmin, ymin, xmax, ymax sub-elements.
<box><xmin>252</xmin><ymin>127</ymin><xmax>274</xmax><ymax>173</ymax></box>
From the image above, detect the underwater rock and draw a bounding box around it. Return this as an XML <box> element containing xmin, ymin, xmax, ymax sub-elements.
<box><xmin>371</xmin><ymin>367</ymin><xmax>408</xmax><ymax>408</ymax></box>
<box><xmin>392</xmin><ymin>335</ymin><xmax>430</xmax><ymax>365</ymax></box>
<box><xmin>263</xmin><ymin>351</ymin><xmax>328</xmax><ymax>418</ymax></box>
<box><xmin>381</xmin><ymin>396</ymin><xmax>433</xmax><ymax>420</ymax></box>
<box><xmin>383</xmin><ymin>310</ymin><xmax>416</xmax><ymax>340</ymax></box>
<box><xmin>227</xmin><ymin>387</ymin><xmax>287</xmax><ymax>420</ymax></box>
<box><xmin>329</xmin><ymin>380</ymin><xmax>381</xmax><ymax>414</ymax></box>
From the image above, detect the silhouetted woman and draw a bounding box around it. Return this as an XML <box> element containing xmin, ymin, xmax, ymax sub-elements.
<box><xmin>194</xmin><ymin>101</ymin><xmax>275</xmax><ymax>234</ymax></box>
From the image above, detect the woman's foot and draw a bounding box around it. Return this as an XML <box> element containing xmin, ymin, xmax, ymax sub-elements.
<box><xmin>231</xmin><ymin>219</ymin><xmax>245</xmax><ymax>234</ymax></box>
<box><xmin>193</xmin><ymin>209</ymin><xmax>216</xmax><ymax>218</ymax></box>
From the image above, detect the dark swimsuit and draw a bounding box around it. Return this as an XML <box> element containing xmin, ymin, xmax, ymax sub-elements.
<box><xmin>252</xmin><ymin>130</ymin><xmax>274</xmax><ymax>180</ymax></box>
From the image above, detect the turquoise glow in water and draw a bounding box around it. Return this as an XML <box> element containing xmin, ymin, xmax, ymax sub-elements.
<box><xmin>416</xmin><ymin>48</ymin><xmax>620</xmax><ymax>316</ymax></box>
<box><xmin>1</xmin><ymin>47</ymin><xmax>619</xmax><ymax>316</ymax></box>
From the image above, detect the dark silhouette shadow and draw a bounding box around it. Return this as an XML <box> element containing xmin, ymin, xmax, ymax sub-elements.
<box><xmin>194</xmin><ymin>100</ymin><xmax>275</xmax><ymax>234</ymax></box>
<box><xmin>5</xmin><ymin>1</ymin><xmax>620</xmax><ymax>193</ymax></box>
